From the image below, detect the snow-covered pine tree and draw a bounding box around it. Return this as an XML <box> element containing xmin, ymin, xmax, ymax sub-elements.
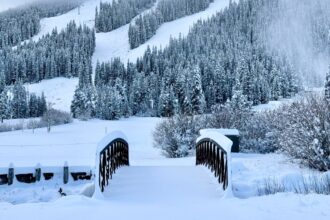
<box><xmin>228</xmin><ymin>79</ymin><xmax>252</xmax><ymax>111</ymax></box>
<box><xmin>38</xmin><ymin>92</ymin><xmax>47</xmax><ymax>116</ymax></box>
<box><xmin>11</xmin><ymin>82</ymin><xmax>28</xmax><ymax>119</ymax></box>
<box><xmin>326</xmin><ymin>68</ymin><xmax>330</xmax><ymax>102</ymax></box>
<box><xmin>190</xmin><ymin>66</ymin><xmax>205</xmax><ymax>115</ymax></box>
<box><xmin>0</xmin><ymin>60</ymin><xmax>5</xmax><ymax>94</ymax></box>
<box><xmin>71</xmin><ymin>86</ymin><xmax>96</xmax><ymax>119</ymax></box>
<box><xmin>28</xmin><ymin>93</ymin><xmax>39</xmax><ymax>117</ymax></box>
<box><xmin>158</xmin><ymin>83</ymin><xmax>176</xmax><ymax>117</ymax></box>
<box><xmin>0</xmin><ymin>91</ymin><xmax>9</xmax><ymax>123</ymax></box>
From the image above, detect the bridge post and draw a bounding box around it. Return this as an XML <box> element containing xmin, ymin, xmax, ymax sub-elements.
<box><xmin>8</xmin><ymin>163</ymin><xmax>14</xmax><ymax>185</ymax></box>
<box><xmin>35</xmin><ymin>163</ymin><xmax>41</xmax><ymax>182</ymax></box>
<box><xmin>63</xmin><ymin>161</ymin><xmax>69</xmax><ymax>184</ymax></box>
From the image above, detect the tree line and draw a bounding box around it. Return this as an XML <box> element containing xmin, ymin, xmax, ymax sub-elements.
<box><xmin>0</xmin><ymin>82</ymin><xmax>47</xmax><ymax>122</ymax></box>
<box><xmin>0</xmin><ymin>0</ymin><xmax>84</xmax><ymax>48</ymax></box>
<box><xmin>95</xmin><ymin>0</ymin><xmax>156</xmax><ymax>33</ymax></box>
<box><xmin>0</xmin><ymin>21</ymin><xmax>95</xmax><ymax>85</ymax></box>
<box><xmin>129</xmin><ymin>0</ymin><xmax>213</xmax><ymax>49</ymax></box>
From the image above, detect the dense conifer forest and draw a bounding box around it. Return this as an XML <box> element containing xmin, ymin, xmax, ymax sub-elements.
<box><xmin>0</xmin><ymin>0</ymin><xmax>83</xmax><ymax>48</ymax></box>
<box><xmin>128</xmin><ymin>0</ymin><xmax>213</xmax><ymax>49</ymax></box>
<box><xmin>72</xmin><ymin>0</ymin><xmax>301</xmax><ymax>120</ymax></box>
<box><xmin>95</xmin><ymin>0</ymin><xmax>156</xmax><ymax>33</ymax></box>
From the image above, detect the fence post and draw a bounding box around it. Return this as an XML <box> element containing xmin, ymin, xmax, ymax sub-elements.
<box><xmin>63</xmin><ymin>161</ymin><xmax>69</xmax><ymax>184</ymax></box>
<box><xmin>35</xmin><ymin>163</ymin><xmax>41</xmax><ymax>182</ymax></box>
<box><xmin>8</xmin><ymin>163</ymin><xmax>14</xmax><ymax>185</ymax></box>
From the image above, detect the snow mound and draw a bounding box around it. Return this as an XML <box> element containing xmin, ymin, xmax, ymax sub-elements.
<box><xmin>197</xmin><ymin>129</ymin><xmax>233</xmax><ymax>153</ymax></box>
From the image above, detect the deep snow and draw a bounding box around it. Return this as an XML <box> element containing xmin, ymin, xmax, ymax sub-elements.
<box><xmin>0</xmin><ymin>117</ymin><xmax>327</xmax><ymax>203</ymax></box>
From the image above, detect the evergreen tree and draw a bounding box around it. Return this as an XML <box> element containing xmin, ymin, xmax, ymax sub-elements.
<box><xmin>158</xmin><ymin>83</ymin><xmax>176</xmax><ymax>117</ymax></box>
<box><xmin>326</xmin><ymin>68</ymin><xmax>330</xmax><ymax>102</ymax></box>
<box><xmin>38</xmin><ymin>92</ymin><xmax>47</xmax><ymax>116</ymax></box>
<box><xmin>71</xmin><ymin>86</ymin><xmax>96</xmax><ymax>119</ymax></box>
<box><xmin>11</xmin><ymin>82</ymin><xmax>28</xmax><ymax>118</ymax></box>
<box><xmin>0</xmin><ymin>91</ymin><xmax>9</xmax><ymax>123</ymax></box>
<box><xmin>190</xmin><ymin>66</ymin><xmax>205</xmax><ymax>115</ymax></box>
<box><xmin>28</xmin><ymin>93</ymin><xmax>39</xmax><ymax>117</ymax></box>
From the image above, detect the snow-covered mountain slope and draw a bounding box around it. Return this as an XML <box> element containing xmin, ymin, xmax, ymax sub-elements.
<box><xmin>21</xmin><ymin>0</ymin><xmax>232</xmax><ymax>112</ymax></box>
<box><xmin>93</xmin><ymin>0</ymin><xmax>232</xmax><ymax>64</ymax></box>
<box><xmin>30</xmin><ymin>0</ymin><xmax>108</xmax><ymax>42</ymax></box>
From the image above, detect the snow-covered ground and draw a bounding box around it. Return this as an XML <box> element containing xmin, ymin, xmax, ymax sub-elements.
<box><xmin>0</xmin><ymin>117</ymin><xmax>161</xmax><ymax>167</ymax></box>
<box><xmin>0</xmin><ymin>117</ymin><xmax>328</xmax><ymax>208</ymax></box>
<box><xmin>1</xmin><ymin>179</ymin><xmax>330</xmax><ymax>220</ymax></box>
<box><xmin>24</xmin><ymin>77</ymin><xmax>78</xmax><ymax>112</ymax></box>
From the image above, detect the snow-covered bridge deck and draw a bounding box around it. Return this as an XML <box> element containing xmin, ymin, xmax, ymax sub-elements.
<box><xmin>103</xmin><ymin>166</ymin><xmax>223</xmax><ymax>204</ymax></box>
<box><xmin>95</xmin><ymin>129</ymin><xmax>232</xmax><ymax>203</ymax></box>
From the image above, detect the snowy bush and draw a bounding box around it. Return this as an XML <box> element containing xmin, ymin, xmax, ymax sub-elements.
<box><xmin>0</xmin><ymin>122</ymin><xmax>23</xmax><ymax>132</ymax></box>
<box><xmin>258</xmin><ymin>174</ymin><xmax>330</xmax><ymax>196</ymax></box>
<box><xmin>275</xmin><ymin>95</ymin><xmax>330</xmax><ymax>171</ymax></box>
<box><xmin>240</xmin><ymin>111</ymin><xmax>280</xmax><ymax>153</ymax></box>
<box><xmin>153</xmin><ymin>115</ymin><xmax>208</xmax><ymax>158</ymax></box>
<box><xmin>41</xmin><ymin>109</ymin><xmax>72</xmax><ymax>126</ymax></box>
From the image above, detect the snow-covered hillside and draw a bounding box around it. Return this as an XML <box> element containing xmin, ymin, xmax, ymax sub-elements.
<box><xmin>93</xmin><ymin>0</ymin><xmax>232</xmax><ymax>64</ymax></box>
<box><xmin>22</xmin><ymin>0</ymin><xmax>232</xmax><ymax>112</ymax></box>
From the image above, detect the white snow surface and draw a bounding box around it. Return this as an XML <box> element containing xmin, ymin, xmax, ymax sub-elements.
<box><xmin>24</xmin><ymin>77</ymin><xmax>78</xmax><ymax>112</ymax></box>
<box><xmin>198</xmin><ymin>129</ymin><xmax>233</xmax><ymax>153</ymax></box>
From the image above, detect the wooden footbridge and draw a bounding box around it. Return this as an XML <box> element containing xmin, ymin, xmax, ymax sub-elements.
<box><xmin>94</xmin><ymin>130</ymin><xmax>233</xmax><ymax>199</ymax></box>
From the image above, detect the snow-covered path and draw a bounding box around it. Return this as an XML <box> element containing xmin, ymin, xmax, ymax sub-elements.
<box><xmin>103</xmin><ymin>166</ymin><xmax>222</xmax><ymax>204</ymax></box>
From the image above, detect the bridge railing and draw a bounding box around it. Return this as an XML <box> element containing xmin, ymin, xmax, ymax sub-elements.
<box><xmin>196</xmin><ymin>129</ymin><xmax>232</xmax><ymax>193</ymax></box>
<box><xmin>94</xmin><ymin>131</ymin><xmax>129</xmax><ymax>197</ymax></box>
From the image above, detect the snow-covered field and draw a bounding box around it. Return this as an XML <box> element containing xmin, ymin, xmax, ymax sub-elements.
<box><xmin>1</xmin><ymin>117</ymin><xmax>329</xmax><ymax>219</ymax></box>
<box><xmin>2</xmin><ymin>191</ymin><xmax>330</xmax><ymax>220</ymax></box>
